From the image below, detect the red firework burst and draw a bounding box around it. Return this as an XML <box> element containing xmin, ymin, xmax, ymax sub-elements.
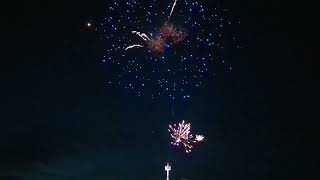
<box><xmin>148</xmin><ymin>22</ymin><xmax>187</xmax><ymax>55</ymax></box>
<box><xmin>159</xmin><ymin>23</ymin><xmax>187</xmax><ymax>44</ymax></box>
<box><xmin>148</xmin><ymin>37</ymin><xmax>166</xmax><ymax>55</ymax></box>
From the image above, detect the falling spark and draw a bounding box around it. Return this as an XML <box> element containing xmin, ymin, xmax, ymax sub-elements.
<box><xmin>125</xmin><ymin>31</ymin><xmax>150</xmax><ymax>50</ymax></box>
<box><xmin>169</xmin><ymin>0</ymin><xmax>178</xmax><ymax>20</ymax></box>
<box><xmin>131</xmin><ymin>31</ymin><xmax>151</xmax><ymax>42</ymax></box>
<box><xmin>125</xmin><ymin>44</ymin><xmax>144</xmax><ymax>51</ymax></box>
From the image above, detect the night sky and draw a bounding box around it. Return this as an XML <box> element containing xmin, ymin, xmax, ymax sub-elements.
<box><xmin>1</xmin><ymin>0</ymin><xmax>307</xmax><ymax>179</ymax></box>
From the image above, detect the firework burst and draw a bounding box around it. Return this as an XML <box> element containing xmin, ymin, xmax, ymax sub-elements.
<box><xmin>168</xmin><ymin>120</ymin><xmax>204</xmax><ymax>153</ymax></box>
<box><xmin>195</xmin><ymin>134</ymin><xmax>205</xmax><ymax>142</ymax></box>
<box><xmin>101</xmin><ymin>0</ymin><xmax>240</xmax><ymax>100</ymax></box>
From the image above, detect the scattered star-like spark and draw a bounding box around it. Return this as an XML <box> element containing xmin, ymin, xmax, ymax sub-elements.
<box><xmin>101</xmin><ymin>0</ymin><xmax>239</xmax><ymax>100</ymax></box>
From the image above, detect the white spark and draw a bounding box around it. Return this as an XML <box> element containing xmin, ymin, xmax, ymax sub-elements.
<box><xmin>125</xmin><ymin>44</ymin><xmax>144</xmax><ymax>51</ymax></box>
<box><xmin>195</xmin><ymin>134</ymin><xmax>205</xmax><ymax>142</ymax></box>
<box><xmin>169</xmin><ymin>0</ymin><xmax>178</xmax><ymax>20</ymax></box>
<box><xmin>131</xmin><ymin>31</ymin><xmax>150</xmax><ymax>42</ymax></box>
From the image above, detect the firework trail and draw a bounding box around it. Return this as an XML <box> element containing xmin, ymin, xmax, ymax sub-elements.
<box><xmin>126</xmin><ymin>0</ymin><xmax>184</xmax><ymax>52</ymax></box>
<box><xmin>168</xmin><ymin>120</ymin><xmax>204</xmax><ymax>153</ymax></box>
<box><xmin>125</xmin><ymin>44</ymin><xmax>144</xmax><ymax>51</ymax></box>
<box><xmin>169</xmin><ymin>0</ymin><xmax>178</xmax><ymax>20</ymax></box>
<box><xmin>125</xmin><ymin>31</ymin><xmax>150</xmax><ymax>51</ymax></box>
<box><xmin>131</xmin><ymin>31</ymin><xmax>151</xmax><ymax>42</ymax></box>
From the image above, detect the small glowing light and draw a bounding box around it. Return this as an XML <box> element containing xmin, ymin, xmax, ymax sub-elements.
<box><xmin>195</xmin><ymin>134</ymin><xmax>205</xmax><ymax>142</ymax></box>
<box><xmin>87</xmin><ymin>22</ymin><xmax>91</xmax><ymax>27</ymax></box>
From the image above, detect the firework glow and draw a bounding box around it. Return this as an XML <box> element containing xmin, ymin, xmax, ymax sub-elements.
<box><xmin>168</xmin><ymin>120</ymin><xmax>204</xmax><ymax>153</ymax></box>
<box><xmin>195</xmin><ymin>134</ymin><xmax>205</xmax><ymax>142</ymax></box>
<box><xmin>125</xmin><ymin>0</ymin><xmax>184</xmax><ymax>54</ymax></box>
<box><xmin>102</xmin><ymin>0</ymin><xmax>239</xmax><ymax>100</ymax></box>
<box><xmin>126</xmin><ymin>22</ymin><xmax>187</xmax><ymax>55</ymax></box>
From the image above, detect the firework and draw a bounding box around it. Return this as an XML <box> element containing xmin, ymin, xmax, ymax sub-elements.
<box><xmin>131</xmin><ymin>31</ymin><xmax>151</xmax><ymax>42</ymax></box>
<box><xmin>102</xmin><ymin>0</ymin><xmax>239</xmax><ymax>100</ymax></box>
<box><xmin>195</xmin><ymin>134</ymin><xmax>205</xmax><ymax>142</ymax></box>
<box><xmin>125</xmin><ymin>0</ymin><xmax>183</xmax><ymax>53</ymax></box>
<box><xmin>126</xmin><ymin>22</ymin><xmax>187</xmax><ymax>54</ymax></box>
<box><xmin>168</xmin><ymin>120</ymin><xmax>203</xmax><ymax>153</ymax></box>
<box><xmin>169</xmin><ymin>0</ymin><xmax>178</xmax><ymax>20</ymax></box>
<box><xmin>125</xmin><ymin>31</ymin><xmax>151</xmax><ymax>51</ymax></box>
<box><xmin>125</xmin><ymin>44</ymin><xmax>144</xmax><ymax>51</ymax></box>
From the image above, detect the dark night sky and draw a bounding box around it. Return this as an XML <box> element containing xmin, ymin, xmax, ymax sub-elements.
<box><xmin>1</xmin><ymin>0</ymin><xmax>308</xmax><ymax>179</ymax></box>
